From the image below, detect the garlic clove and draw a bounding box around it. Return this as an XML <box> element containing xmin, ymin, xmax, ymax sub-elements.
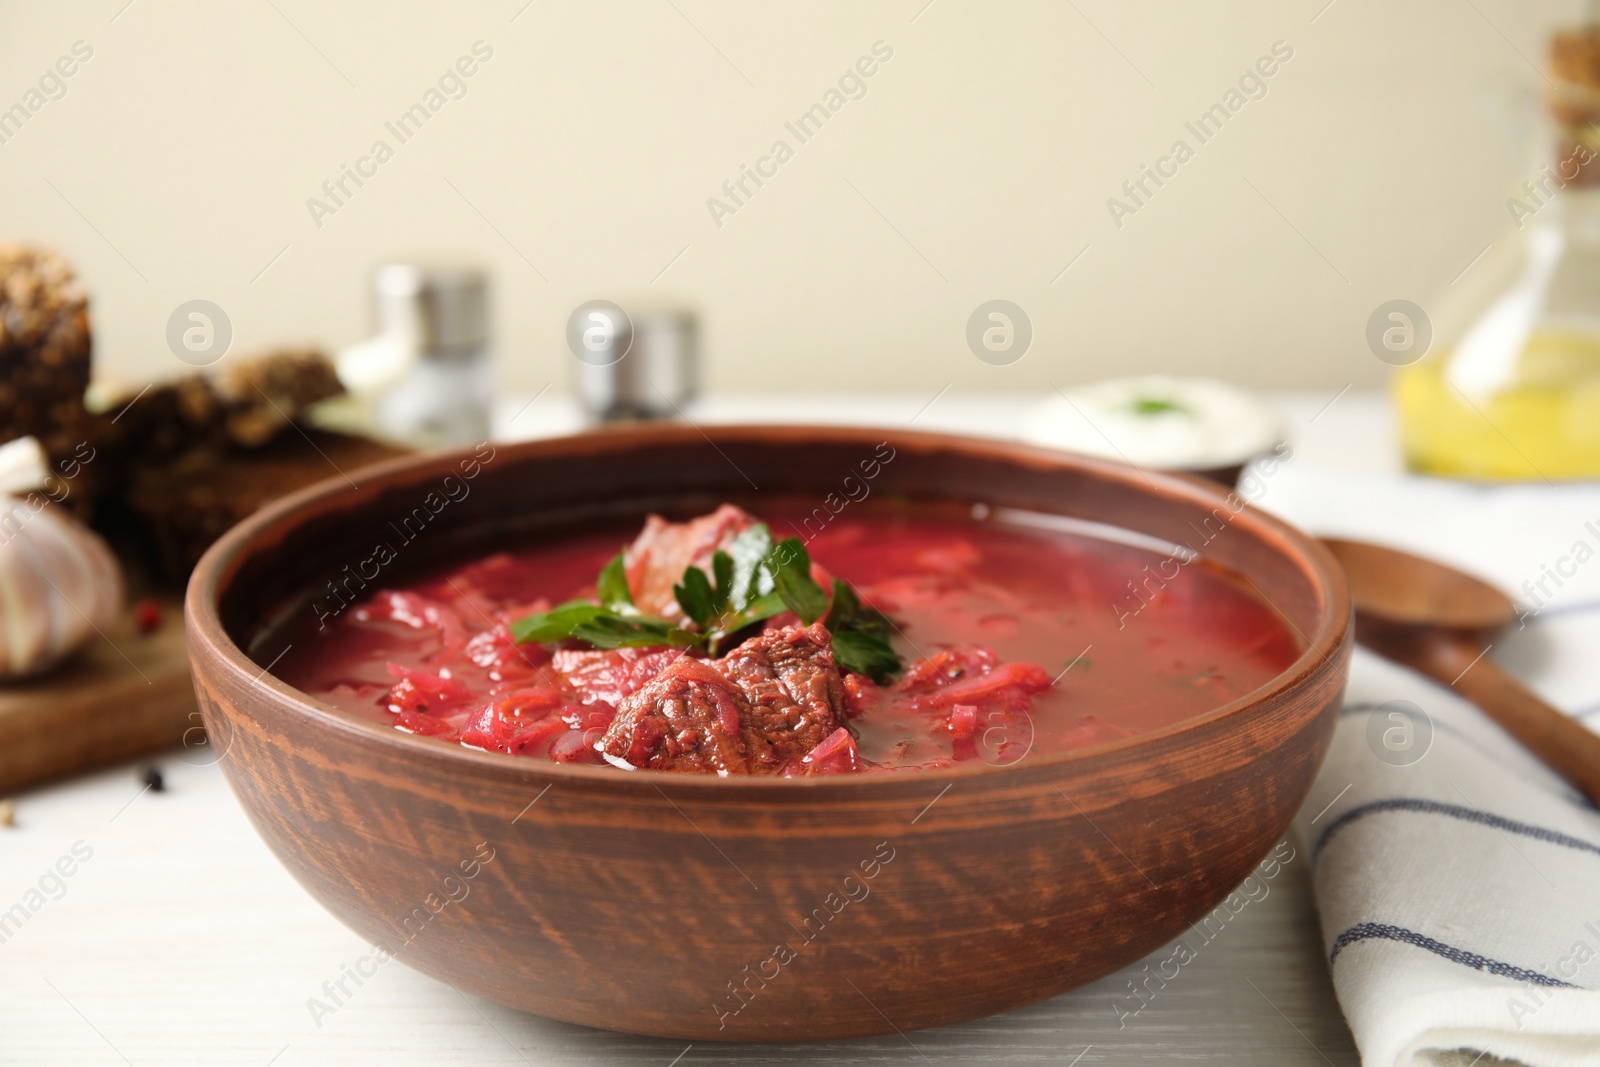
<box><xmin>0</xmin><ymin>437</ymin><xmax>51</xmax><ymax>498</ymax></box>
<box><xmin>0</xmin><ymin>494</ymin><xmax>125</xmax><ymax>680</ymax></box>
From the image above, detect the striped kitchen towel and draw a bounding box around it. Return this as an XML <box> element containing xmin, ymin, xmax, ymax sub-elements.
<box><xmin>1262</xmin><ymin>464</ymin><xmax>1600</xmax><ymax>1067</ymax></box>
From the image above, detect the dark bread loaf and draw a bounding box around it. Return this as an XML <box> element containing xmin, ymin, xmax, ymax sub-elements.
<box><xmin>94</xmin><ymin>350</ymin><xmax>394</xmax><ymax>583</ymax></box>
<box><xmin>124</xmin><ymin>428</ymin><xmax>404</xmax><ymax>581</ymax></box>
<box><xmin>100</xmin><ymin>347</ymin><xmax>344</xmax><ymax>462</ymax></box>
<box><xmin>0</xmin><ymin>243</ymin><xmax>95</xmax><ymax>495</ymax></box>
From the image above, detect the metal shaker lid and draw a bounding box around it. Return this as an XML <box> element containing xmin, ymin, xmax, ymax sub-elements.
<box><xmin>372</xmin><ymin>264</ymin><xmax>488</xmax><ymax>358</ymax></box>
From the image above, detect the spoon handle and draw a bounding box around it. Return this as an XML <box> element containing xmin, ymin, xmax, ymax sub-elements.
<box><xmin>1421</xmin><ymin>639</ymin><xmax>1600</xmax><ymax>807</ymax></box>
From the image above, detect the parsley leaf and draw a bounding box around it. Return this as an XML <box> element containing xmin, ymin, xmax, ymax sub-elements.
<box><xmin>768</xmin><ymin>537</ymin><xmax>828</xmax><ymax>624</ymax></box>
<box><xmin>510</xmin><ymin>599</ymin><xmax>698</xmax><ymax>649</ymax></box>
<box><xmin>725</xmin><ymin>525</ymin><xmax>776</xmax><ymax>606</ymax></box>
<box><xmin>570</xmin><ymin>614</ymin><xmax>699</xmax><ymax>650</ymax></box>
<box><xmin>711</xmin><ymin>550</ymin><xmax>734</xmax><ymax>605</ymax></box>
<box><xmin>824</xmin><ymin>580</ymin><xmax>900</xmax><ymax>683</ymax></box>
<box><xmin>596</xmin><ymin>551</ymin><xmax>634</xmax><ymax>612</ymax></box>
<box><xmin>673</xmin><ymin>564</ymin><xmax>721</xmax><ymax>631</ymax></box>
<box><xmin>509</xmin><ymin>600</ymin><xmax>611</xmax><ymax>644</ymax></box>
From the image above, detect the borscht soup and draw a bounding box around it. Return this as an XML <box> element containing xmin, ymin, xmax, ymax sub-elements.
<box><xmin>273</xmin><ymin>502</ymin><xmax>1300</xmax><ymax>775</ymax></box>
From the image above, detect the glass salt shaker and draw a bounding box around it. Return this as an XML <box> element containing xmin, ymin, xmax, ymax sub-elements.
<box><xmin>370</xmin><ymin>264</ymin><xmax>493</xmax><ymax>449</ymax></box>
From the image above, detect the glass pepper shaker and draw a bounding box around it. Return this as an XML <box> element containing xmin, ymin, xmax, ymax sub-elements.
<box><xmin>572</xmin><ymin>303</ymin><xmax>698</xmax><ymax>423</ymax></box>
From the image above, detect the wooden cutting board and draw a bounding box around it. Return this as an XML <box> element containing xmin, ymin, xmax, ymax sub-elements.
<box><xmin>0</xmin><ymin>431</ymin><xmax>410</xmax><ymax>795</ymax></box>
<box><xmin>0</xmin><ymin>593</ymin><xmax>194</xmax><ymax>795</ymax></box>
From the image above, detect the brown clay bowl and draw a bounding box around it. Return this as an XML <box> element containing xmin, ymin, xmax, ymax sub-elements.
<box><xmin>185</xmin><ymin>424</ymin><xmax>1351</xmax><ymax>1042</ymax></box>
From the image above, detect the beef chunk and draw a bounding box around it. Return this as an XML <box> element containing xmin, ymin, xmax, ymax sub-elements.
<box><xmin>597</xmin><ymin>623</ymin><xmax>846</xmax><ymax>775</ymax></box>
<box><xmin>598</xmin><ymin>655</ymin><xmax>763</xmax><ymax>774</ymax></box>
<box><xmin>623</xmin><ymin>504</ymin><xmax>756</xmax><ymax>623</ymax></box>
<box><xmin>717</xmin><ymin>623</ymin><xmax>844</xmax><ymax>765</ymax></box>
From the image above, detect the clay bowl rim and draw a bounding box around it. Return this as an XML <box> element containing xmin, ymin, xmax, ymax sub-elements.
<box><xmin>185</xmin><ymin>423</ymin><xmax>1350</xmax><ymax>795</ymax></box>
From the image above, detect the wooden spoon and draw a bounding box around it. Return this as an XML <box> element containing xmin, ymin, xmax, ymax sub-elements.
<box><xmin>1322</xmin><ymin>537</ymin><xmax>1600</xmax><ymax>805</ymax></box>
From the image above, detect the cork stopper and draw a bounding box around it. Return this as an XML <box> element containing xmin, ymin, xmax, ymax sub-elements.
<box><xmin>1548</xmin><ymin>24</ymin><xmax>1600</xmax><ymax>187</ymax></box>
<box><xmin>1551</xmin><ymin>24</ymin><xmax>1600</xmax><ymax>90</ymax></box>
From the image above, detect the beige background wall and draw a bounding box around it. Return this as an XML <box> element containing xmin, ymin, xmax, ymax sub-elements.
<box><xmin>0</xmin><ymin>0</ymin><xmax>1575</xmax><ymax>396</ymax></box>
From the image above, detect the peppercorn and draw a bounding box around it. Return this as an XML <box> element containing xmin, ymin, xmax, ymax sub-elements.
<box><xmin>133</xmin><ymin>598</ymin><xmax>162</xmax><ymax>634</ymax></box>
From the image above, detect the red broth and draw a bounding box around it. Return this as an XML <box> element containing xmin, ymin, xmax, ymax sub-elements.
<box><xmin>273</xmin><ymin>508</ymin><xmax>1301</xmax><ymax>772</ymax></box>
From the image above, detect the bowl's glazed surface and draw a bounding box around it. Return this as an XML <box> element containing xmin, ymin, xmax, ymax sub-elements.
<box><xmin>185</xmin><ymin>425</ymin><xmax>1351</xmax><ymax>1042</ymax></box>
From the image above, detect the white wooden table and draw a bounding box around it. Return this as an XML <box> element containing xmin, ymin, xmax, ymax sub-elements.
<box><xmin>0</xmin><ymin>389</ymin><xmax>1386</xmax><ymax>1067</ymax></box>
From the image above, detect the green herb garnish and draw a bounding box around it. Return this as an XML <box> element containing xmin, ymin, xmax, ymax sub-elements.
<box><xmin>595</xmin><ymin>551</ymin><xmax>635</xmax><ymax>612</ymax></box>
<box><xmin>1128</xmin><ymin>397</ymin><xmax>1189</xmax><ymax>416</ymax></box>
<box><xmin>508</xmin><ymin>599</ymin><xmax>699</xmax><ymax>649</ymax></box>
<box><xmin>672</xmin><ymin>525</ymin><xmax>825</xmax><ymax>646</ymax></box>
<box><xmin>823</xmin><ymin>580</ymin><xmax>900</xmax><ymax>684</ymax></box>
<box><xmin>509</xmin><ymin>522</ymin><xmax>902</xmax><ymax>678</ymax></box>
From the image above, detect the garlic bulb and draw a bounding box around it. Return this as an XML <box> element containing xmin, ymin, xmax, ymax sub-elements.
<box><xmin>0</xmin><ymin>438</ymin><xmax>124</xmax><ymax>679</ymax></box>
